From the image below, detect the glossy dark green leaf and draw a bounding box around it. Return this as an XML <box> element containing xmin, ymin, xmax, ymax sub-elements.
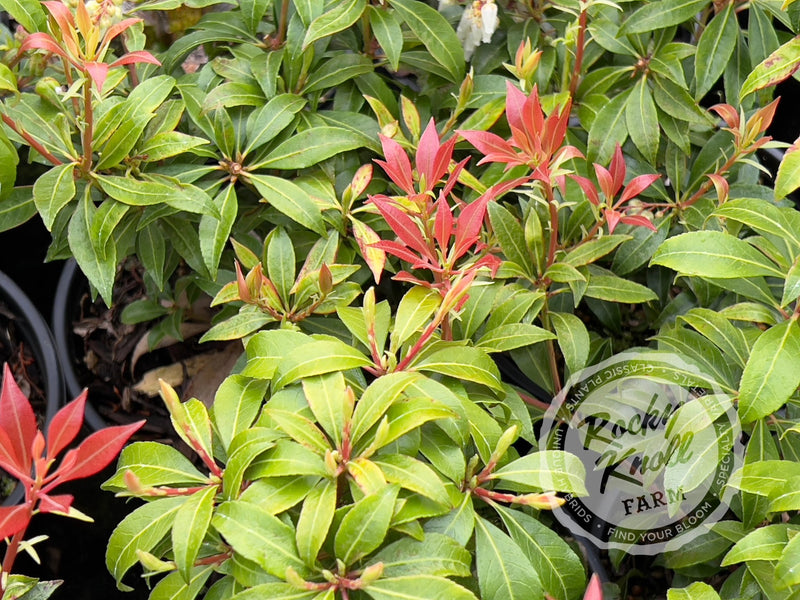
<box><xmin>334</xmin><ymin>485</ymin><xmax>399</xmax><ymax>566</ymax></box>
<box><xmin>369</xmin><ymin>6</ymin><xmax>403</xmax><ymax>71</ymax></box>
<box><xmin>475</xmin><ymin>517</ymin><xmax>542</xmax><ymax>600</ymax></box>
<box><xmin>626</xmin><ymin>77</ymin><xmax>659</xmax><ymax>163</ymax></box>
<box><xmin>694</xmin><ymin>0</ymin><xmax>737</xmax><ymax>99</ymax></box>
<box><xmin>247</xmin><ymin>173</ymin><xmax>326</xmax><ymax>235</ymax></box>
<box><xmin>258</xmin><ymin>126</ymin><xmax>365</xmax><ymax>169</ymax></box>
<box><xmin>213</xmin><ymin>500</ymin><xmax>309</xmax><ymax>578</ymax></box>
<box><xmin>172</xmin><ymin>486</ymin><xmax>216</xmax><ymax>581</ymax></box>
<box><xmin>33</xmin><ymin>163</ymin><xmax>76</xmax><ymax>231</ymax></box>
<box><xmin>620</xmin><ymin>0</ymin><xmax>707</xmax><ymax>34</ymax></box>
<box><xmin>303</xmin><ymin>0</ymin><xmax>366</xmax><ymax>48</ymax></box>
<box><xmin>390</xmin><ymin>0</ymin><xmax>465</xmax><ymax>82</ymax></box>
<box><xmin>738</xmin><ymin>320</ymin><xmax>800</xmax><ymax>423</ymax></box>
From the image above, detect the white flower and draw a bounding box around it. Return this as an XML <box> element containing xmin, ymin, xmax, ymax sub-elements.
<box><xmin>456</xmin><ymin>0</ymin><xmax>499</xmax><ymax>60</ymax></box>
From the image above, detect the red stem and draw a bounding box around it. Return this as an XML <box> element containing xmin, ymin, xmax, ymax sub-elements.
<box><xmin>1</xmin><ymin>114</ymin><xmax>64</xmax><ymax>166</ymax></box>
<box><xmin>568</xmin><ymin>9</ymin><xmax>588</xmax><ymax>99</ymax></box>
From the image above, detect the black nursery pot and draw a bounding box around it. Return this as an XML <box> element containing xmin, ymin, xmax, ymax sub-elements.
<box><xmin>51</xmin><ymin>259</ymin><xmax>106</xmax><ymax>431</ymax></box>
<box><xmin>0</xmin><ymin>269</ymin><xmax>63</xmax><ymax>505</ymax></box>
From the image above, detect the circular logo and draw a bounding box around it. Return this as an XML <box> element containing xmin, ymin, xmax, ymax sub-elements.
<box><xmin>539</xmin><ymin>351</ymin><xmax>744</xmax><ymax>555</ymax></box>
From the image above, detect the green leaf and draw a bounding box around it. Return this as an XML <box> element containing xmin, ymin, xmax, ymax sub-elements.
<box><xmin>587</xmin><ymin>91</ymin><xmax>630</xmax><ymax>165</ymax></box>
<box><xmin>721</xmin><ymin>524</ymin><xmax>794</xmax><ymax>565</ymax></box>
<box><xmin>172</xmin><ymin>486</ymin><xmax>216</xmax><ymax>581</ymax></box>
<box><xmin>266</xmin><ymin>227</ymin><xmax>295</xmax><ymax>302</ymax></box>
<box><xmin>549</xmin><ymin>312</ymin><xmax>590</xmax><ymax>375</ymax></box>
<box><xmin>139</xmin><ymin>131</ymin><xmax>210</xmax><ymax>162</ymax></box>
<box><xmin>303</xmin><ymin>0</ymin><xmax>366</xmax><ymax>48</ymax></box>
<box><xmin>302</xmin><ymin>372</ymin><xmax>347</xmax><ymax>450</ymax></box>
<box><xmin>212</xmin><ymin>375</ymin><xmax>268</xmax><ymax>452</ymax></box>
<box><xmin>200</xmin><ymin>184</ymin><xmax>237</xmax><ymax>279</ymax></box>
<box><xmin>0</xmin><ymin>0</ymin><xmax>45</xmax><ymax>32</ymax></box>
<box><xmin>200</xmin><ymin>309</ymin><xmax>275</xmax><ymax>342</ymax></box>
<box><xmin>95</xmin><ymin>113</ymin><xmax>152</xmax><ymax>171</ymax></box>
<box><xmin>390</xmin><ymin>0</ymin><xmax>465</xmax><ymax>82</ymax></box>
<box><xmin>244</xmin><ymin>94</ymin><xmax>306</xmax><ymax>154</ymax></box>
<box><xmin>247</xmin><ymin>173</ymin><xmax>326</xmax><ymax>235</ymax></box>
<box><xmin>491</xmin><ymin>451</ymin><xmax>588</xmax><ymax>494</ymax></box>
<box><xmin>475</xmin><ymin>517</ymin><xmax>542</xmax><ymax>600</ymax></box>
<box><xmin>783</xmin><ymin>260</ymin><xmax>800</xmax><ymax>307</ymax></box>
<box><xmin>222</xmin><ymin>428</ymin><xmax>283</xmax><ymax>500</ymax></box>
<box><xmin>33</xmin><ymin>163</ymin><xmax>76</xmax><ymax>231</ymax></box>
<box><xmin>371</xmin><ymin>532</ymin><xmax>471</xmax><ymax>578</ymax></box>
<box><xmin>242</xmin><ymin>329</ymin><xmax>313</xmax><ymax>379</ymax></box>
<box><xmin>369</xmin><ymin>6</ymin><xmax>403</xmax><ymax>72</ymax></box>
<box><xmin>212</xmin><ymin>500</ymin><xmax>309</xmax><ymax>578</ymax></box>
<box><xmin>488</xmin><ymin>202</ymin><xmax>531</xmax><ymax>278</ymax></box>
<box><xmin>694</xmin><ymin>0</ymin><xmax>737</xmax><ymax>99</ymax></box>
<box><xmin>238</xmin><ymin>476</ymin><xmax>317</xmax><ymax>515</ymax></box>
<box><xmin>374</xmin><ymin>454</ymin><xmax>450</xmax><ymax>506</ymax></box>
<box><xmin>585</xmin><ymin>272</ymin><xmax>658</xmax><ymax>303</ymax></box>
<box><xmin>563</xmin><ymin>235</ymin><xmax>629</xmax><ymax>268</ymax></box>
<box><xmin>475</xmin><ymin>323</ymin><xmax>555</xmax><ymax>353</ymax></box>
<box><xmin>416</xmin><ymin>346</ymin><xmax>503</xmax><ymax>391</ymax></box>
<box><xmin>149</xmin><ymin>567</ymin><xmax>213</xmax><ymax>600</ymax></box>
<box><xmin>391</xmin><ymin>286</ymin><xmax>442</xmax><ymax>349</ymax></box>
<box><xmin>296</xmin><ymin>479</ymin><xmax>336</xmax><ymax>566</ymax></box>
<box><xmin>742</xmin><ymin>419</ymin><xmax>780</xmax><ymax>528</ymax></box>
<box><xmin>68</xmin><ymin>189</ymin><xmax>115</xmax><ymax>306</ymax></box>
<box><xmin>741</xmin><ymin>36</ymin><xmax>800</xmax><ymax>99</ymax></box>
<box><xmin>738</xmin><ymin>320</ymin><xmax>800</xmax><ymax>423</ymax></box>
<box><xmin>653</xmin><ymin>76</ymin><xmax>712</xmax><ymax>124</ymax></box>
<box><xmin>106</xmin><ymin>496</ymin><xmax>187</xmax><ymax>590</ymax></box>
<box><xmin>776</xmin><ymin>139</ymin><xmax>800</xmax><ymax>200</ymax></box>
<box><xmin>651</xmin><ymin>231</ymin><xmax>782</xmax><ymax>278</ymax></box>
<box><xmin>351</xmin><ymin>372</ymin><xmax>422</xmax><ymax>445</ymax></box>
<box><xmin>240</xmin><ymin>0</ymin><xmax>271</xmax><ymax>33</ymax></box>
<box><xmin>365</xmin><ymin>575</ymin><xmax>478</xmax><ymax>600</ymax></box>
<box><xmin>102</xmin><ymin>442</ymin><xmax>208</xmax><ymax>492</ymax></box>
<box><xmin>137</xmin><ymin>225</ymin><xmax>166</xmax><ymax>291</ymax></box>
<box><xmin>273</xmin><ymin>339</ymin><xmax>370</xmax><ymax>390</ymax></box>
<box><xmin>496</xmin><ymin>506</ymin><xmax>586</xmax><ymax>600</ymax></box>
<box><xmin>266</xmin><ymin>408</ymin><xmax>330</xmax><ymax>455</ymax></box>
<box><xmin>248</xmin><ymin>438</ymin><xmax>329</xmax><ymax>478</ymax></box>
<box><xmin>226</xmin><ymin>582</ymin><xmax>318</xmax><ymax>599</ymax></box>
<box><xmin>369</xmin><ymin>398</ymin><xmax>456</xmax><ymax>453</ymax></box>
<box><xmin>678</xmin><ymin>308</ymin><xmax>749</xmax><ymax>368</ymax></box>
<box><xmin>620</xmin><ymin>0</ymin><xmax>707</xmax><ymax>34</ymax></box>
<box><xmin>776</xmin><ymin>532</ymin><xmax>800</xmax><ymax>589</ymax></box>
<box><xmin>714</xmin><ymin>198</ymin><xmax>800</xmax><ymax>255</ymax></box>
<box><xmin>259</xmin><ymin>127</ymin><xmax>365</xmax><ymax>169</ymax></box>
<box><xmin>626</xmin><ymin>77</ymin><xmax>659</xmax><ymax>163</ymax></box>
<box><xmin>334</xmin><ymin>484</ymin><xmax>399</xmax><ymax>566</ymax></box>
<box><xmin>303</xmin><ymin>54</ymin><xmax>374</xmax><ymax>94</ymax></box>
<box><xmin>95</xmin><ymin>175</ymin><xmax>216</xmax><ymax>216</ymax></box>
<box><xmin>0</xmin><ymin>187</ymin><xmax>36</xmax><ymax>233</ymax></box>
<box><xmin>667</xmin><ymin>582</ymin><xmax>721</xmax><ymax>600</ymax></box>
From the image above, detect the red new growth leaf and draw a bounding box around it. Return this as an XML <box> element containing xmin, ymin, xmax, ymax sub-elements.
<box><xmin>0</xmin><ymin>364</ymin><xmax>38</xmax><ymax>472</ymax></box>
<box><xmin>452</xmin><ymin>194</ymin><xmax>491</xmax><ymax>261</ymax></box>
<box><xmin>619</xmin><ymin>174</ymin><xmax>660</xmax><ymax>205</ymax></box>
<box><xmin>710</xmin><ymin>103</ymin><xmax>740</xmax><ymax>130</ymax></box>
<box><xmin>48</xmin><ymin>420</ymin><xmax>144</xmax><ymax>487</ymax></box>
<box><xmin>37</xmin><ymin>493</ymin><xmax>74</xmax><ymax>514</ymax></box>
<box><xmin>369</xmin><ymin>195</ymin><xmax>434</xmax><ymax>261</ymax></box>
<box><xmin>84</xmin><ymin>61</ymin><xmax>109</xmax><ymax>92</ymax></box>
<box><xmin>457</xmin><ymin>130</ymin><xmax>518</xmax><ymax>166</ymax></box>
<box><xmin>110</xmin><ymin>51</ymin><xmax>161</xmax><ymax>68</ymax></box>
<box><xmin>18</xmin><ymin>32</ymin><xmax>69</xmax><ymax>60</ymax></box>
<box><xmin>46</xmin><ymin>390</ymin><xmax>87</xmax><ymax>460</ymax></box>
<box><xmin>434</xmin><ymin>193</ymin><xmax>454</xmax><ymax>253</ymax></box>
<box><xmin>416</xmin><ymin>119</ymin><xmax>457</xmax><ymax>188</ymax></box>
<box><xmin>0</xmin><ymin>426</ymin><xmax>30</xmax><ymax>482</ymax></box>
<box><xmin>0</xmin><ymin>504</ymin><xmax>31</xmax><ymax>540</ymax></box>
<box><xmin>375</xmin><ymin>136</ymin><xmax>414</xmax><ymax>195</ymax></box>
<box><xmin>583</xmin><ymin>574</ymin><xmax>604</xmax><ymax>600</ymax></box>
